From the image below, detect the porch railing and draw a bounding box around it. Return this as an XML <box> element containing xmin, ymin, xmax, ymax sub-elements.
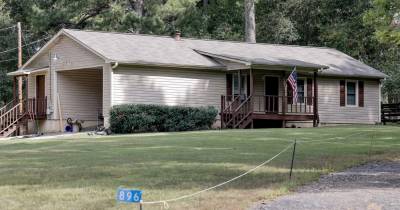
<box><xmin>0</xmin><ymin>98</ymin><xmax>18</xmax><ymax>117</ymax></box>
<box><xmin>252</xmin><ymin>95</ymin><xmax>315</xmax><ymax>114</ymax></box>
<box><xmin>27</xmin><ymin>97</ymin><xmax>47</xmax><ymax>119</ymax></box>
<box><xmin>221</xmin><ymin>94</ymin><xmax>253</xmax><ymax>129</ymax></box>
<box><xmin>0</xmin><ymin>102</ymin><xmax>23</xmax><ymax>135</ymax></box>
<box><xmin>222</xmin><ymin>95</ymin><xmax>315</xmax><ymax>114</ymax></box>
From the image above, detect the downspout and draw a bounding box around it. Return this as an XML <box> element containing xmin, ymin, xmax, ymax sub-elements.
<box><xmin>111</xmin><ymin>61</ymin><xmax>119</xmax><ymax>69</ymax></box>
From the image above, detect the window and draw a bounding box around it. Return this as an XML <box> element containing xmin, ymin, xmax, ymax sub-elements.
<box><xmin>346</xmin><ymin>81</ymin><xmax>357</xmax><ymax>106</ymax></box>
<box><xmin>232</xmin><ymin>74</ymin><xmax>247</xmax><ymax>96</ymax></box>
<box><xmin>287</xmin><ymin>78</ymin><xmax>305</xmax><ymax>104</ymax></box>
<box><xmin>297</xmin><ymin>79</ymin><xmax>305</xmax><ymax>103</ymax></box>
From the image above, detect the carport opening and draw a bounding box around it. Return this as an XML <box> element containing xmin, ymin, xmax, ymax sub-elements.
<box><xmin>57</xmin><ymin>68</ymin><xmax>103</xmax><ymax>130</ymax></box>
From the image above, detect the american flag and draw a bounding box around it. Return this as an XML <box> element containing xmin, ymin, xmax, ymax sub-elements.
<box><xmin>287</xmin><ymin>67</ymin><xmax>298</xmax><ymax>103</ymax></box>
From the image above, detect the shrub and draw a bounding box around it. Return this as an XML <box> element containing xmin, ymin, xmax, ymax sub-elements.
<box><xmin>109</xmin><ymin>104</ymin><xmax>218</xmax><ymax>133</ymax></box>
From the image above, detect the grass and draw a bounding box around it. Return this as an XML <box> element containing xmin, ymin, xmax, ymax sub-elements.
<box><xmin>0</xmin><ymin>125</ymin><xmax>399</xmax><ymax>210</ymax></box>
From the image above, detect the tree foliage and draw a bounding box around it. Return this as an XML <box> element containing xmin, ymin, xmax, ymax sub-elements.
<box><xmin>0</xmin><ymin>0</ymin><xmax>398</xmax><ymax>103</ymax></box>
<box><xmin>364</xmin><ymin>0</ymin><xmax>400</xmax><ymax>46</ymax></box>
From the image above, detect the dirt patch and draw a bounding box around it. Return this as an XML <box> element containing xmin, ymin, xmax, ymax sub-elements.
<box><xmin>252</xmin><ymin>161</ymin><xmax>400</xmax><ymax>210</ymax></box>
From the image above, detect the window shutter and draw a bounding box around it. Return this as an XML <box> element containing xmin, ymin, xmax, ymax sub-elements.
<box><xmin>226</xmin><ymin>74</ymin><xmax>232</xmax><ymax>101</ymax></box>
<box><xmin>358</xmin><ymin>81</ymin><xmax>364</xmax><ymax>107</ymax></box>
<box><xmin>307</xmin><ymin>78</ymin><xmax>313</xmax><ymax>105</ymax></box>
<box><xmin>340</xmin><ymin>80</ymin><xmax>345</xmax><ymax>106</ymax></box>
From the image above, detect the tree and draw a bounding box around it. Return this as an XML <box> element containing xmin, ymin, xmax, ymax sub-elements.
<box><xmin>364</xmin><ymin>0</ymin><xmax>400</xmax><ymax>46</ymax></box>
<box><xmin>244</xmin><ymin>0</ymin><xmax>255</xmax><ymax>43</ymax></box>
<box><xmin>0</xmin><ymin>0</ymin><xmax>398</xmax><ymax>102</ymax></box>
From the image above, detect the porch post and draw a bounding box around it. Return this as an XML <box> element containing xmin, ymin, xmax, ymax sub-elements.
<box><xmin>249</xmin><ymin>68</ymin><xmax>254</xmax><ymax>96</ymax></box>
<box><xmin>313</xmin><ymin>71</ymin><xmax>318</xmax><ymax>127</ymax></box>
<box><xmin>249</xmin><ymin>68</ymin><xmax>254</xmax><ymax>128</ymax></box>
<box><xmin>13</xmin><ymin>76</ymin><xmax>16</xmax><ymax>100</ymax></box>
<box><xmin>238</xmin><ymin>70</ymin><xmax>241</xmax><ymax>96</ymax></box>
<box><xmin>18</xmin><ymin>76</ymin><xmax>23</xmax><ymax>112</ymax></box>
<box><xmin>103</xmin><ymin>63</ymin><xmax>113</xmax><ymax>128</ymax></box>
<box><xmin>282</xmin><ymin>77</ymin><xmax>287</xmax><ymax>128</ymax></box>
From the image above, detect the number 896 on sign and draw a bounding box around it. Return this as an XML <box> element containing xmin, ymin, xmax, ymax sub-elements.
<box><xmin>116</xmin><ymin>188</ymin><xmax>142</xmax><ymax>203</ymax></box>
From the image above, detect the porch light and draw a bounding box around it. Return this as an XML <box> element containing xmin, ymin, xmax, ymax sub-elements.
<box><xmin>52</xmin><ymin>53</ymin><xmax>59</xmax><ymax>61</ymax></box>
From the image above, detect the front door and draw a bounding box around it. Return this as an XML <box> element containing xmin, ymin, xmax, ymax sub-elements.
<box><xmin>264</xmin><ymin>76</ymin><xmax>279</xmax><ymax>113</ymax></box>
<box><xmin>36</xmin><ymin>75</ymin><xmax>46</xmax><ymax>116</ymax></box>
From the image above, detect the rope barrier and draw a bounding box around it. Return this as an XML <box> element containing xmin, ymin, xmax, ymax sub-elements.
<box><xmin>300</xmin><ymin>139</ymin><xmax>400</xmax><ymax>147</ymax></box>
<box><xmin>296</xmin><ymin>132</ymin><xmax>364</xmax><ymax>143</ymax></box>
<box><xmin>141</xmin><ymin>142</ymin><xmax>294</xmax><ymax>208</ymax></box>
<box><xmin>295</xmin><ymin>131</ymin><xmax>400</xmax><ymax>147</ymax></box>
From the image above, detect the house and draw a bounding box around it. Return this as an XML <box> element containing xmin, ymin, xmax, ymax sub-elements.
<box><xmin>1</xmin><ymin>29</ymin><xmax>386</xmax><ymax>136</ymax></box>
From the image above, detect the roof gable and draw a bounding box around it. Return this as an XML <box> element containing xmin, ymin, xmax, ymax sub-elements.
<box><xmin>21</xmin><ymin>30</ymin><xmax>106</xmax><ymax>71</ymax></box>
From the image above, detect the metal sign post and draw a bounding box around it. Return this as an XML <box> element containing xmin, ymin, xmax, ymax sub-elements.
<box><xmin>289</xmin><ymin>139</ymin><xmax>297</xmax><ymax>180</ymax></box>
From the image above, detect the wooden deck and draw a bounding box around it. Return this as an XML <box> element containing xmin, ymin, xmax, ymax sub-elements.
<box><xmin>221</xmin><ymin>94</ymin><xmax>318</xmax><ymax>129</ymax></box>
<box><xmin>381</xmin><ymin>102</ymin><xmax>400</xmax><ymax>124</ymax></box>
<box><xmin>252</xmin><ymin>113</ymin><xmax>314</xmax><ymax>121</ymax></box>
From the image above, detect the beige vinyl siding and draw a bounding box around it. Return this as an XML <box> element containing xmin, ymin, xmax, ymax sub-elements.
<box><xmin>27</xmin><ymin>35</ymin><xmax>104</xmax><ymax>70</ymax></box>
<box><xmin>112</xmin><ymin>66</ymin><xmax>226</xmax><ymax>109</ymax></box>
<box><xmin>318</xmin><ymin>77</ymin><xmax>380</xmax><ymax>124</ymax></box>
<box><xmin>27</xmin><ymin>71</ymin><xmax>49</xmax><ymax>99</ymax></box>
<box><xmin>57</xmin><ymin>69</ymin><xmax>103</xmax><ymax>120</ymax></box>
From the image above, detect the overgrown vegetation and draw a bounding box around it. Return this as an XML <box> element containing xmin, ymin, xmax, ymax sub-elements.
<box><xmin>0</xmin><ymin>0</ymin><xmax>399</xmax><ymax>102</ymax></box>
<box><xmin>109</xmin><ymin>104</ymin><xmax>218</xmax><ymax>133</ymax></box>
<box><xmin>0</xmin><ymin>125</ymin><xmax>399</xmax><ymax>210</ymax></box>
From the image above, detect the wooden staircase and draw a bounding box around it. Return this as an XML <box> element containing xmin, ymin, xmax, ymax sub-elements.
<box><xmin>221</xmin><ymin>95</ymin><xmax>254</xmax><ymax>129</ymax></box>
<box><xmin>0</xmin><ymin>102</ymin><xmax>25</xmax><ymax>138</ymax></box>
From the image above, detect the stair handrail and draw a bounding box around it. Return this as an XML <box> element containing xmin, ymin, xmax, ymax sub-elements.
<box><xmin>0</xmin><ymin>102</ymin><xmax>23</xmax><ymax>135</ymax></box>
<box><xmin>225</xmin><ymin>95</ymin><xmax>253</xmax><ymax>128</ymax></box>
<box><xmin>221</xmin><ymin>95</ymin><xmax>241</xmax><ymax>128</ymax></box>
<box><xmin>0</xmin><ymin>99</ymin><xmax>17</xmax><ymax>116</ymax></box>
<box><xmin>223</xmin><ymin>95</ymin><xmax>241</xmax><ymax>113</ymax></box>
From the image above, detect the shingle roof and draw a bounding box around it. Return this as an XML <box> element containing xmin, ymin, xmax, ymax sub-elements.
<box><xmin>57</xmin><ymin>29</ymin><xmax>388</xmax><ymax>78</ymax></box>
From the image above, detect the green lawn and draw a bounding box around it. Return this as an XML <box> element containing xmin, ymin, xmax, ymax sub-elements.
<box><xmin>0</xmin><ymin>125</ymin><xmax>399</xmax><ymax>210</ymax></box>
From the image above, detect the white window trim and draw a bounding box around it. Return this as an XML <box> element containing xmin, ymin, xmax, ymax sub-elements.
<box><xmin>296</xmin><ymin>77</ymin><xmax>307</xmax><ymax>104</ymax></box>
<box><xmin>285</xmin><ymin>77</ymin><xmax>308</xmax><ymax>105</ymax></box>
<box><xmin>345</xmin><ymin>80</ymin><xmax>358</xmax><ymax>107</ymax></box>
<box><xmin>232</xmin><ymin>73</ymin><xmax>247</xmax><ymax>96</ymax></box>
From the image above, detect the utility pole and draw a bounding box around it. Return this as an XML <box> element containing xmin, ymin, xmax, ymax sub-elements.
<box><xmin>17</xmin><ymin>22</ymin><xmax>23</xmax><ymax>112</ymax></box>
<box><xmin>17</xmin><ymin>22</ymin><xmax>22</xmax><ymax>68</ymax></box>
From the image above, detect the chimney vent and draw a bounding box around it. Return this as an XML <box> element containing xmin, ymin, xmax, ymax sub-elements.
<box><xmin>174</xmin><ymin>30</ymin><xmax>181</xmax><ymax>41</ymax></box>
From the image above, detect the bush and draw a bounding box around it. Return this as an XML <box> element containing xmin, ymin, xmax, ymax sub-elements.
<box><xmin>109</xmin><ymin>104</ymin><xmax>218</xmax><ymax>134</ymax></box>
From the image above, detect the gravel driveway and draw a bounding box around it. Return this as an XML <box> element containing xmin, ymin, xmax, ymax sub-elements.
<box><xmin>252</xmin><ymin>161</ymin><xmax>400</xmax><ymax>210</ymax></box>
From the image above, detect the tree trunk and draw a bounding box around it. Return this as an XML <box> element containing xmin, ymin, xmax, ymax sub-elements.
<box><xmin>134</xmin><ymin>0</ymin><xmax>144</xmax><ymax>34</ymax></box>
<box><xmin>134</xmin><ymin>0</ymin><xmax>144</xmax><ymax>17</ymax></box>
<box><xmin>244</xmin><ymin>0</ymin><xmax>256</xmax><ymax>43</ymax></box>
<box><xmin>203</xmin><ymin>0</ymin><xmax>208</xmax><ymax>7</ymax></box>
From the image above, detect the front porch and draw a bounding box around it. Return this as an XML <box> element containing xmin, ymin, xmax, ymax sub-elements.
<box><xmin>220</xmin><ymin>67</ymin><xmax>319</xmax><ymax>129</ymax></box>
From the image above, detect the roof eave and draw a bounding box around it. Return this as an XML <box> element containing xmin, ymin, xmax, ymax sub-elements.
<box><xmin>319</xmin><ymin>72</ymin><xmax>387</xmax><ymax>79</ymax></box>
<box><xmin>116</xmin><ymin>61</ymin><xmax>226</xmax><ymax>70</ymax></box>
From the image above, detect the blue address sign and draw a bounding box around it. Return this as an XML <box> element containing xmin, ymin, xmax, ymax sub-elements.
<box><xmin>116</xmin><ymin>188</ymin><xmax>142</xmax><ymax>203</ymax></box>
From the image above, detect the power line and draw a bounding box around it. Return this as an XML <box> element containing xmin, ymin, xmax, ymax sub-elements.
<box><xmin>0</xmin><ymin>36</ymin><xmax>51</xmax><ymax>55</ymax></box>
<box><xmin>0</xmin><ymin>25</ymin><xmax>16</xmax><ymax>32</ymax></box>
<box><xmin>22</xmin><ymin>33</ymin><xmax>32</xmax><ymax>58</ymax></box>
<box><xmin>0</xmin><ymin>58</ymin><xmax>17</xmax><ymax>63</ymax></box>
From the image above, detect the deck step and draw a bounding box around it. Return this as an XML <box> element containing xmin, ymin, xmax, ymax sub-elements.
<box><xmin>0</xmin><ymin>125</ymin><xmax>17</xmax><ymax>138</ymax></box>
<box><xmin>239</xmin><ymin>117</ymin><xmax>253</xmax><ymax>129</ymax></box>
